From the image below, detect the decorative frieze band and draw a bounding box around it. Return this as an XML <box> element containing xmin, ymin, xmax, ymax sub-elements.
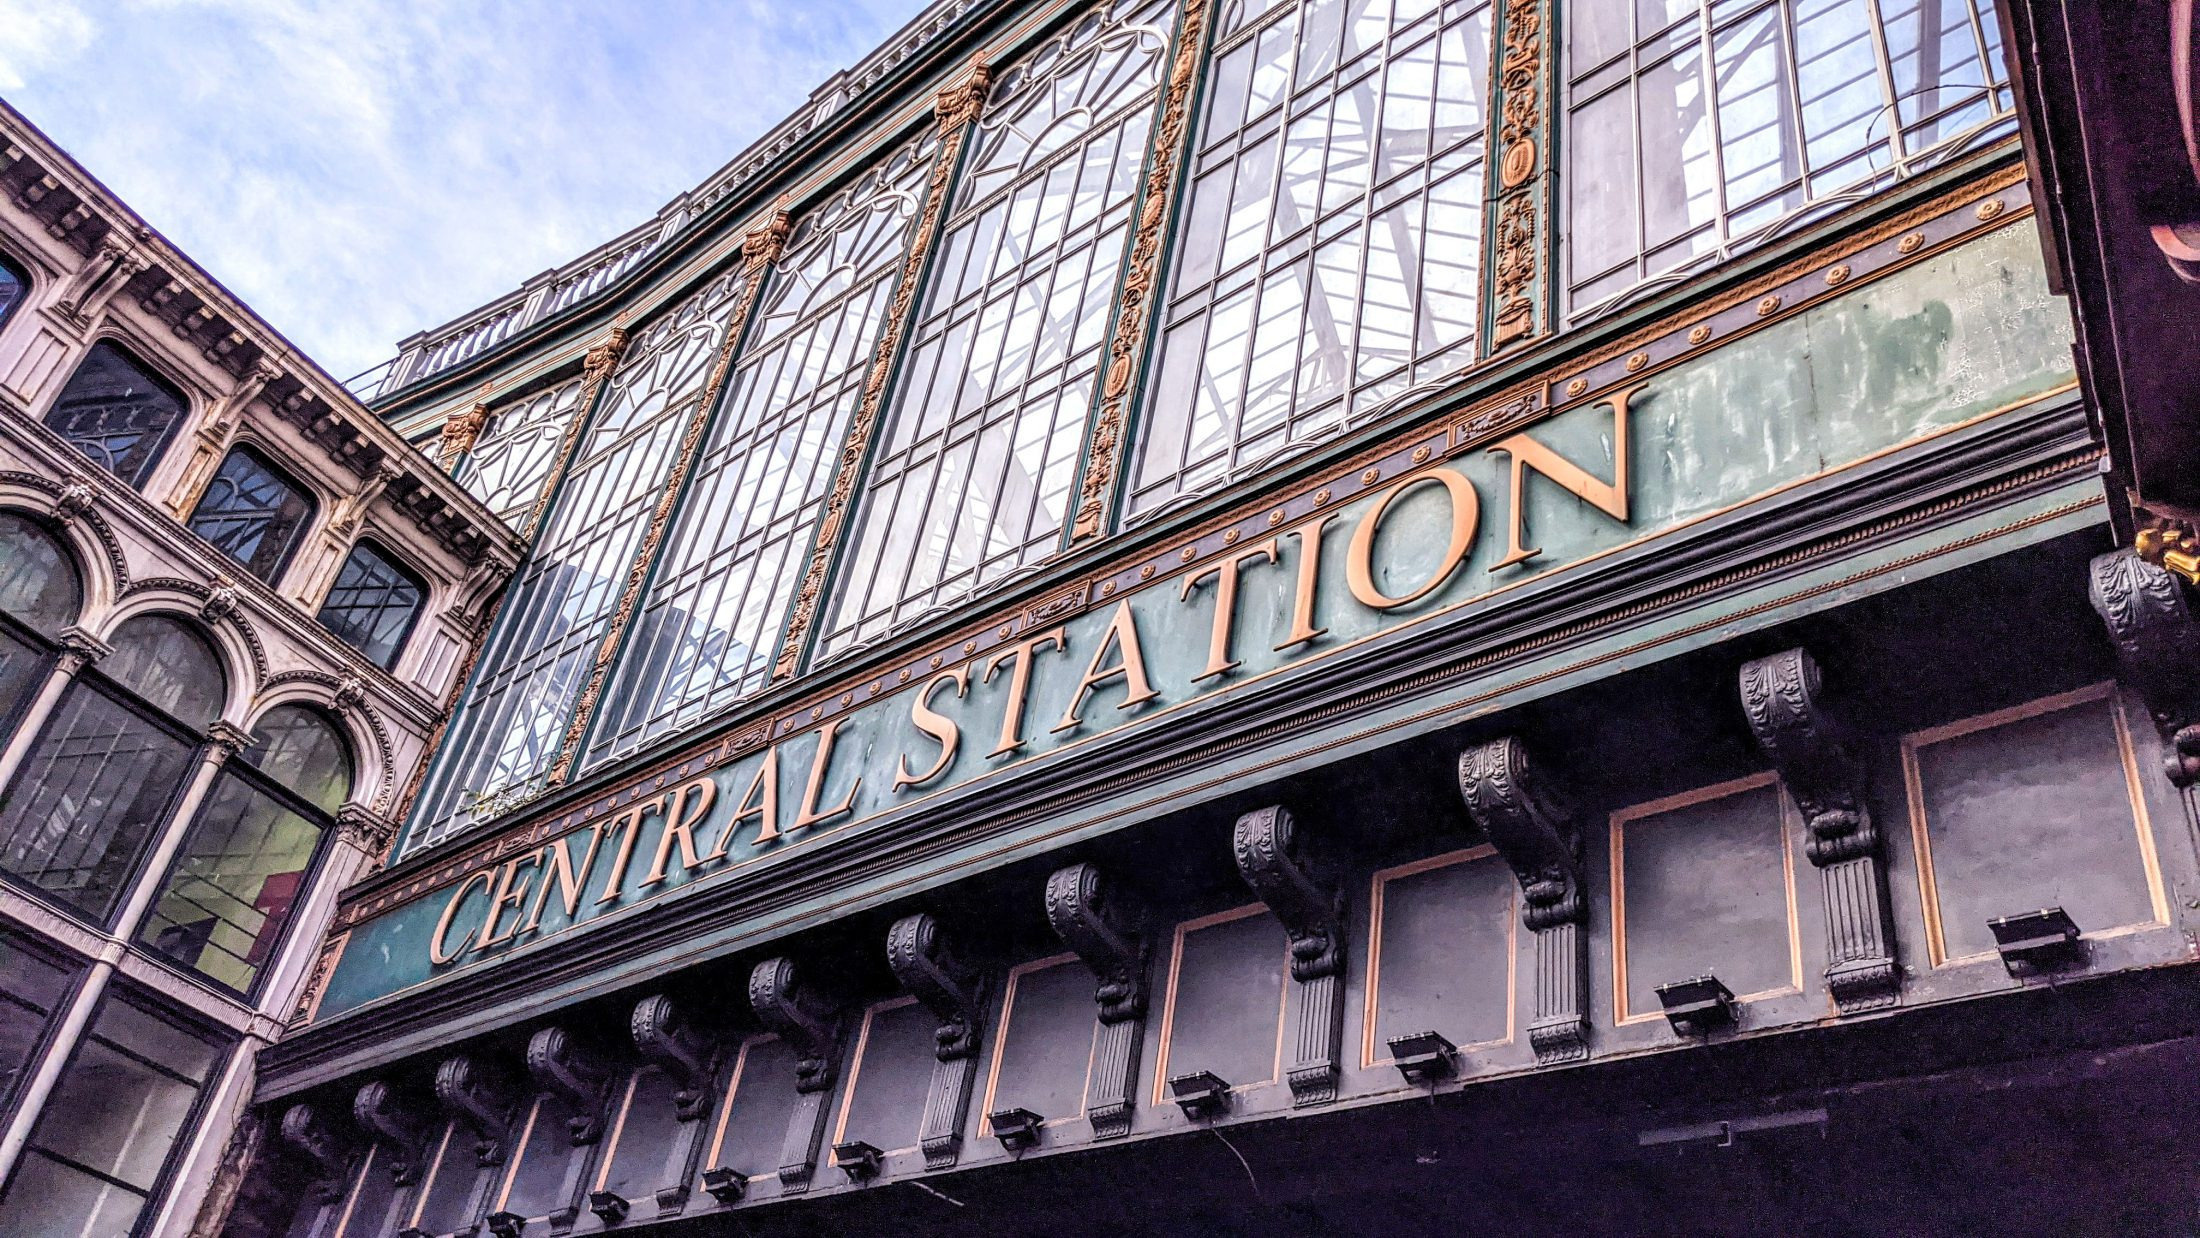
<box><xmin>1483</xmin><ymin>0</ymin><xmax>1555</xmax><ymax>353</ymax></box>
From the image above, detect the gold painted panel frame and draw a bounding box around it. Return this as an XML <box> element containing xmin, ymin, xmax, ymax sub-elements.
<box><xmin>1362</xmin><ymin>845</ymin><xmax>1517</xmax><ymax>1069</ymax></box>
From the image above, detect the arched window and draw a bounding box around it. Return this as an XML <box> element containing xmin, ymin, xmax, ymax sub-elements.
<box><xmin>819</xmin><ymin>0</ymin><xmax>1176</xmax><ymax>656</ymax></box>
<box><xmin>0</xmin><ymin>513</ymin><xmax>84</xmax><ymax>741</ymax></box>
<box><xmin>44</xmin><ymin>341</ymin><xmax>191</xmax><ymax>489</ymax></box>
<box><xmin>0</xmin><ymin>615</ymin><xmax>227</xmax><ymax>923</ymax></box>
<box><xmin>315</xmin><ymin>540</ymin><xmax>426</xmax><ymax>671</ymax></box>
<box><xmin>454</xmin><ymin>377</ymin><xmax>586</xmax><ymax>523</ymax></box>
<box><xmin>1562</xmin><ymin>0</ymin><xmax>2013</xmax><ymax>318</ymax></box>
<box><xmin>0</xmin><ymin>252</ymin><xmax>26</xmax><ymax>332</ymax></box>
<box><xmin>1132</xmin><ymin>0</ymin><xmax>1492</xmax><ymax>515</ymax></box>
<box><xmin>187</xmin><ymin>446</ymin><xmax>317</xmax><ymax>583</ymax></box>
<box><xmin>138</xmin><ymin>704</ymin><xmax>350</xmax><ymax>994</ymax></box>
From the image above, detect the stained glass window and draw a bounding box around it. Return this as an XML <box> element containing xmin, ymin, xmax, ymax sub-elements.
<box><xmin>1132</xmin><ymin>0</ymin><xmax>1491</xmax><ymax>516</ymax></box>
<box><xmin>187</xmin><ymin>447</ymin><xmax>317</xmax><ymax>583</ymax></box>
<box><xmin>406</xmin><ymin>269</ymin><xmax>750</xmax><ymax>854</ymax></box>
<box><xmin>455</xmin><ymin>377</ymin><xmax>587</xmax><ymax>524</ymax></box>
<box><xmin>44</xmin><ymin>341</ymin><xmax>190</xmax><ymax>489</ymax></box>
<box><xmin>137</xmin><ymin>705</ymin><xmax>348</xmax><ymax>995</ymax></box>
<box><xmin>818</xmin><ymin>0</ymin><xmax>1177</xmax><ymax>656</ymax></box>
<box><xmin>586</xmin><ymin>132</ymin><xmax>938</xmax><ymax>768</ymax></box>
<box><xmin>1563</xmin><ymin>0</ymin><xmax>2014</xmax><ymax>317</ymax></box>
<box><xmin>315</xmin><ymin>541</ymin><xmax>425</xmax><ymax>671</ymax></box>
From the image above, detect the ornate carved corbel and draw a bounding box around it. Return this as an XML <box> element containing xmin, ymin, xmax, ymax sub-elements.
<box><xmin>2090</xmin><ymin>548</ymin><xmax>2200</xmax><ymax>786</ymax></box>
<box><xmin>1044</xmin><ymin>862</ymin><xmax>1150</xmax><ymax>1137</ymax></box>
<box><xmin>1231</xmin><ymin>805</ymin><xmax>1345</xmax><ymax>1105</ymax></box>
<box><xmin>438</xmin><ymin>395</ymin><xmax>493</xmax><ymax>471</ymax></box>
<box><xmin>1458</xmin><ymin>737</ymin><xmax>1588</xmax><ymax>1064</ymax></box>
<box><xmin>433</xmin><ymin>1053</ymin><xmax>521</xmax><ymax>1166</ymax></box>
<box><xmin>279</xmin><ymin>1101</ymin><xmax>356</xmax><ymax>1202</ymax></box>
<box><xmin>886</xmin><ymin>913</ymin><xmax>989</xmax><ymax>1168</ymax></box>
<box><xmin>51</xmin><ymin>477</ymin><xmax>97</xmax><ymax>528</ymax></box>
<box><xmin>1740</xmin><ymin>647</ymin><xmax>1899</xmax><ymax>1011</ymax></box>
<box><xmin>524</xmin><ymin>1025</ymin><xmax>614</xmax><ymax>1145</ymax></box>
<box><xmin>351</xmin><ymin>1078</ymin><xmax>434</xmax><ymax>1185</ymax></box>
<box><xmin>629</xmin><ymin>992</ymin><xmax>724</xmax><ymax>1214</ymax></box>
<box><xmin>200</xmin><ymin>576</ymin><xmax>244</xmax><ymax>626</ymax></box>
<box><xmin>747</xmin><ymin>956</ymin><xmax>843</xmax><ymax>1192</ymax></box>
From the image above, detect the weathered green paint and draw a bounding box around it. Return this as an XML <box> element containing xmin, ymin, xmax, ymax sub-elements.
<box><xmin>314</xmin><ymin>221</ymin><xmax>2072</xmax><ymax>1022</ymax></box>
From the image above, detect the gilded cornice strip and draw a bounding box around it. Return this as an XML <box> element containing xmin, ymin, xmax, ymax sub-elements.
<box><xmin>548</xmin><ymin>209</ymin><xmax>794</xmax><ymax>784</ymax></box>
<box><xmin>1069</xmin><ymin>0</ymin><xmax>1216</xmax><ymax>543</ymax></box>
<box><xmin>342</xmin><ymin>167</ymin><xmax>2039</xmax><ymax>911</ymax></box>
<box><xmin>1483</xmin><ymin>0</ymin><xmax>1555</xmax><ymax>353</ymax></box>
<box><xmin>771</xmin><ymin>59</ymin><xmax>994</xmax><ymax>682</ymax></box>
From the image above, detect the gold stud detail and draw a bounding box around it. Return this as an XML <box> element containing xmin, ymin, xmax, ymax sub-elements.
<box><xmin>810</xmin><ymin>705</ymin><xmax>823</xmax><ymax>720</ymax></box>
<box><xmin>839</xmin><ymin>692</ymin><xmax>852</xmax><ymax>708</ymax></box>
<box><xmin>1625</xmin><ymin>351</ymin><xmax>1648</xmax><ymax>373</ymax></box>
<box><xmin>1825</xmin><ymin>264</ymin><xmax>1851</xmax><ymax>287</ymax></box>
<box><xmin>1412</xmin><ymin>444</ymin><xmax>1432</xmax><ymax>464</ymax></box>
<box><xmin>898</xmin><ymin>667</ymin><xmax>912</xmax><ymax>683</ymax></box>
<box><xmin>1565</xmin><ymin>377</ymin><xmax>1588</xmax><ymax>397</ymax></box>
<box><xmin>1313</xmin><ymin>488</ymin><xmax>1332</xmax><ymax>507</ymax></box>
<box><xmin>929</xmin><ymin>654</ymin><xmax>943</xmax><ymax>669</ymax></box>
<box><xmin>1897</xmin><ymin>231</ymin><xmax>1924</xmax><ymax>254</ymax></box>
<box><xmin>1268</xmin><ymin>508</ymin><xmax>1285</xmax><ymax>526</ymax></box>
<box><xmin>1223</xmin><ymin>528</ymin><xmax>1240</xmax><ymax>545</ymax></box>
<box><xmin>1180</xmin><ymin>545</ymin><xmax>1197</xmax><ymax>562</ymax></box>
<box><xmin>1688</xmin><ymin>325</ymin><xmax>1711</xmax><ymax>345</ymax></box>
<box><xmin>998</xmin><ymin>623</ymin><xmax>1012</xmax><ymax>638</ymax></box>
<box><xmin>1756</xmin><ymin>295</ymin><xmax>1782</xmax><ymax>317</ymax></box>
<box><xmin>962</xmin><ymin>639</ymin><xmax>976</xmax><ymax>655</ymax></box>
<box><xmin>1101</xmin><ymin>579</ymin><xmax>1117</xmax><ymax>596</ymax></box>
<box><xmin>1139</xmin><ymin>563</ymin><xmax>1156</xmax><ymax>580</ymax></box>
<box><xmin>1975</xmin><ymin>198</ymin><xmax>2005</xmax><ymax>222</ymax></box>
<box><xmin>1361</xmin><ymin>467</ymin><xmax>1380</xmax><ymax>485</ymax></box>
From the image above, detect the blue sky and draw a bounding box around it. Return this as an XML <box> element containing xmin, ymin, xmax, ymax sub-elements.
<box><xmin>0</xmin><ymin>0</ymin><xmax>924</xmax><ymax>378</ymax></box>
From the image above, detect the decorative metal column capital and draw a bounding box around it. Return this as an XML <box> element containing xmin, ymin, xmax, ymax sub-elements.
<box><xmin>581</xmin><ymin>322</ymin><xmax>631</xmax><ymax>384</ymax></box>
<box><xmin>437</xmin><ymin>387</ymin><xmax>494</xmax><ymax>471</ymax></box>
<box><xmin>205</xmin><ymin>719</ymin><xmax>254</xmax><ymax>761</ymax></box>
<box><xmin>934</xmin><ymin>57</ymin><xmax>992</xmax><ymax>131</ymax></box>
<box><xmin>54</xmin><ymin>624</ymin><xmax>111</xmax><ymax>673</ymax></box>
<box><xmin>334</xmin><ymin>802</ymin><xmax>397</xmax><ymax>856</ymax></box>
<box><xmin>742</xmin><ymin>208</ymin><xmax>795</xmax><ymax>273</ymax></box>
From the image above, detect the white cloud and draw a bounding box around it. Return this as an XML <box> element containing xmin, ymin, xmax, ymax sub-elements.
<box><xmin>3</xmin><ymin>0</ymin><xmax>921</xmax><ymax>376</ymax></box>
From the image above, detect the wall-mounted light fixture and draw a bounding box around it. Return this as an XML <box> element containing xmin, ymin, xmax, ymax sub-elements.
<box><xmin>987</xmin><ymin>1106</ymin><xmax>1044</xmax><ymax>1151</ymax></box>
<box><xmin>483</xmin><ymin>1212</ymin><xmax>525</xmax><ymax>1238</ymax></box>
<box><xmin>1988</xmin><ymin>907</ymin><xmax>2081</xmax><ymax>976</ymax></box>
<box><xmin>700</xmin><ymin>1166</ymin><xmax>748</xmax><ymax>1203</ymax></box>
<box><xmin>1168</xmin><ymin>1070</ymin><xmax>1230</xmax><ymax>1119</ymax></box>
<box><xmin>832</xmin><ymin>1139</ymin><xmax>884</xmax><ymax>1182</ymax></box>
<box><xmin>586</xmin><ymin>1190</ymin><xmax>630</xmax><ymax>1224</ymax></box>
<box><xmin>1386</xmin><ymin>1030</ymin><xmax>1459</xmax><ymax>1084</ymax></box>
<box><xmin>1655</xmin><ymin>974</ymin><xmax>1738</xmax><ymax>1035</ymax></box>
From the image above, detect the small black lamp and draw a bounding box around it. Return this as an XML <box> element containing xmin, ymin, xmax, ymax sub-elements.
<box><xmin>987</xmin><ymin>1106</ymin><xmax>1044</xmax><ymax>1151</ymax></box>
<box><xmin>1655</xmin><ymin>974</ymin><xmax>1738</xmax><ymax>1035</ymax></box>
<box><xmin>1386</xmin><ymin>1030</ymin><xmax>1459</xmax><ymax>1084</ymax></box>
<box><xmin>586</xmin><ymin>1190</ymin><xmax>630</xmax><ymax>1224</ymax></box>
<box><xmin>1988</xmin><ymin>906</ymin><xmax>2081</xmax><ymax>975</ymax></box>
<box><xmin>1168</xmin><ymin>1070</ymin><xmax>1230</xmax><ymax>1118</ymax></box>
<box><xmin>831</xmin><ymin>1139</ymin><xmax>884</xmax><ymax>1182</ymax></box>
<box><xmin>700</xmin><ymin>1166</ymin><xmax>748</xmax><ymax>1203</ymax></box>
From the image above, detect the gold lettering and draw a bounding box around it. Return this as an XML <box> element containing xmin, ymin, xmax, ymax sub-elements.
<box><xmin>642</xmin><ymin>777</ymin><xmax>719</xmax><ymax>887</ymax></box>
<box><xmin>1054</xmin><ymin>600</ymin><xmax>1160</xmax><ymax>734</ymax></box>
<box><xmin>894</xmin><ymin>665</ymin><xmax>970</xmax><ymax>792</ymax></box>
<box><xmin>592</xmin><ymin>796</ymin><xmax>665</xmax><ymax>907</ymax></box>
<box><xmin>792</xmin><ymin>718</ymin><xmax>860</xmax><ymax>832</ymax></box>
<box><xmin>1347</xmin><ymin>468</ymin><xmax>1480</xmax><ymax>610</ymax></box>
<box><xmin>983</xmin><ymin>627</ymin><xmax>1066</xmax><ymax>757</ymax></box>
<box><xmin>1275</xmin><ymin>513</ymin><xmax>1338</xmax><ymax>651</ymax></box>
<box><xmin>1487</xmin><ymin>380</ymin><xmax>1638</xmax><ymax>570</ymax></box>
<box><xmin>523</xmin><ymin>824</ymin><xmax>606</xmax><ymax>935</ymax></box>
<box><xmin>1180</xmin><ymin>541</ymin><xmax>1280</xmax><ymax>683</ymax></box>
<box><xmin>706</xmin><ymin>747</ymin><xmax>782</xmax><ymax>856</ymax></box>
<box><xmin>477</xmin><ymin>852</ymin><xmax>544</xmax><ymax>951</ymax></box>
<box><xmin>430</xmin><ymin>868</ymin><xmax>496</xmax><ymax>966</ymax></box>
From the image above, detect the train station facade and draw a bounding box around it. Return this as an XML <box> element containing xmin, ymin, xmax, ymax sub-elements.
<box><xmin>6</xmin><ymin>0</ymin><xmax>2199</xmax><ymax>1233</ymax></box>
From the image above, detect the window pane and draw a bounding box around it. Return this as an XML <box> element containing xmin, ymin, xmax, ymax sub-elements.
<box><xmin>103</xmin><ymin>614</ymin><xmax>226</xmax><ymax>728</ymax></box>
<box><xmin>0</xmin><ymin>512</ymin><xmax>82</xmax><ymax>633</ymax></box>
<box><xmin>43</xmin><ymin>341</ymin><xmax>189</xmax><ymax>489</ymax></box>
<box><xmin>820</xmin><ymin>0</ymin><xmax>1176</xmax><ymax>656</ymax></box>
<box><xmin>247</xmin><ymin>705</ymin><xmax>352</xmax><ymax>813</ymax></box>
<box><xmin>1563</xmin><ymin>0</ymin><xmax>2014</xmax><ymax>317</ymax></box>
<box><xmin>0</xmin><ymin>255</ymin><xmax>22</xmax><ymax>328</ymax></box>
<box><xmin>137</xmin><ymin>771</ymin><xmax>322</xmax><ymax>994</ymax></box>
<box><xmin>403</xmin><ymin>268</ymin><xmax>750</xmax><ymax>854</ymax></box>
<box><xmin>0</xmin><ymin>684</ymin><xmax>198</xmax><ymax>922</ymax></box>
<box><xmin>455</xmin><ymin>377</ymin><xmax>586</xmax><ymax>523</ymax></box>
<box><xmin>187</xmin><ymin>447</ymin><xmax>317</xmax><ymax>583</ymax></box>
<box><xmin>0</xmin><ymin>994</ymin><xmax>226</xmax><ymax>1238</ymax></box>
<box><xmin>315</xmin><ymin>541</ymin><xmax>425</xmax><ymax>671</ymax></box>
<box><xmin>0</xmin><ymin>628</ymin><xmax>50</xmax><ymax>738</ymax></box>
<box><xmin>0</xmin><ymin>931</ymin><xmax>78</xmax><ymax>1108</ymax></box>
<box><xmin>1130</xmin><ymin>0</ymin><xmax>1491</xmax><ymax>514</ymax></box>
<box><xmin>587</xmin><ymin>129</ymin><xmax>939</xmax><ymax>768</ymax></box>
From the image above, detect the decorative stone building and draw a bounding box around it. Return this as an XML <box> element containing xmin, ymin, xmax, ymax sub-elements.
<box><xmin>166</xmin><ymin>0</ymin><xmax>2200</xmax><ymax>1234</ymax></box>
<box><xmin>0</xmin><ymin>103</ymin><xmax>520</xmax><ymax>1236</ymax></box>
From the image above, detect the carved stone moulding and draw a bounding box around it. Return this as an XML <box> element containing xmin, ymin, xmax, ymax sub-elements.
<box><xmin>1045</xmin><ymin>861</ymin><xmax>1150</xmax><ymax>1138</ymax></box>
<box><xmin>1457</xmin><ymin>736</ymin><xmax>1588</xmax><ymax>1064</ymax></box>
<box><xmin>2089</xmin><ymin>548</ymin><xmax>2200</xmax><ymax>787</ymax></box>
<box><xmin>1231</xmin><ymin>804</ymin><xmax>1345</xmax><ymax>1105</ymax></box>
<box><xmin>886</xmin><ymin>912</ymin><xmax>988</xmax><ymax>1168</ymax></box>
